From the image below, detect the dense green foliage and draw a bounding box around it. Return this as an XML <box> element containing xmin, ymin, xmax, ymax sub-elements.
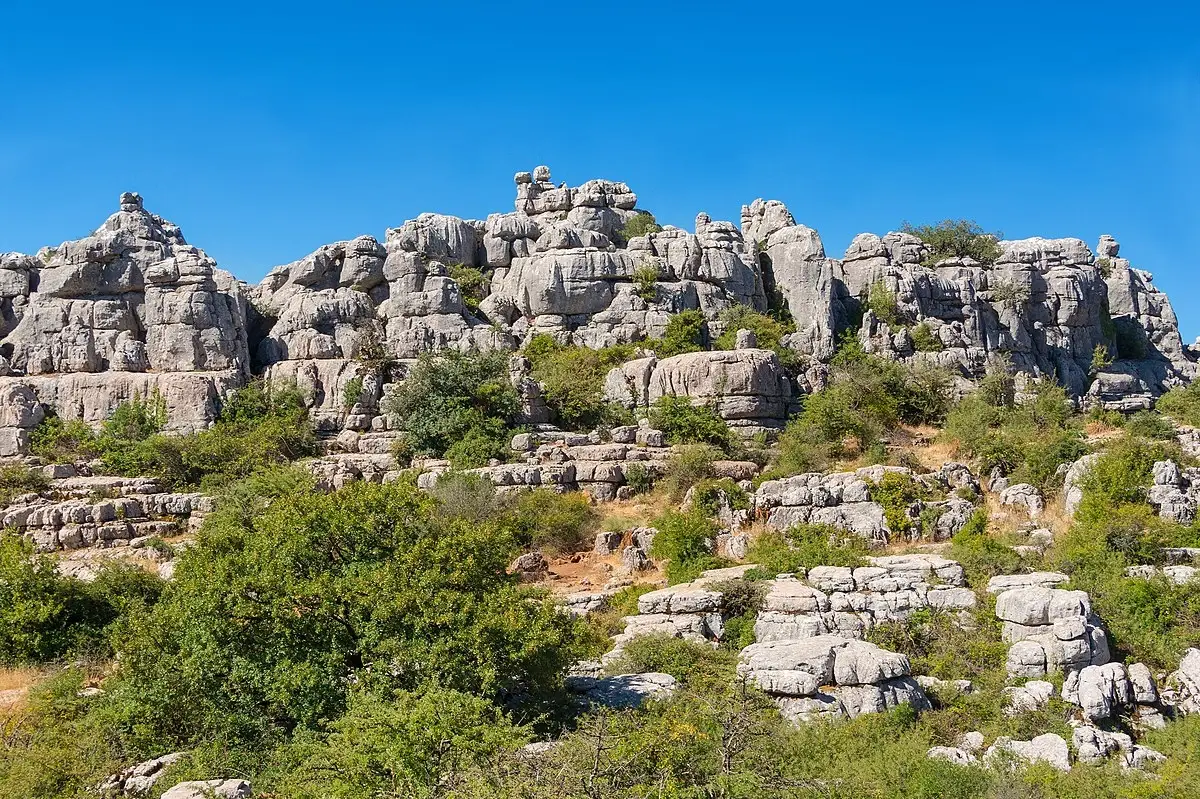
<box><xmin>448</xmin><ymin>263</ymin><xmax>488</xmax><ymax>311</ymax></box>
<box><xmin>385</xmin><ymin>350</ymin><xmax>520</xmax><ymax>467</ymax></box>
<box><xmin>523</xmin><ymin>335</ymin><xmax>636</xmax><ymax>428</ymax></box>
<box><xmin>1052</xmin><ymin>434</ymin><xmax>1200</xmax><ymax>668</ymax></box>
<box><xmin>104</xmin><ymin>479</ymin><xmax>580</xmax><ymax>753</ymax></box>
<box><xmin>632</xmin><ymin>262</ymin><xmax>659</xmax><ymax>302</ymax></box>
<box><xmin>1157</xmin><ymin>381</ymin><xmax>1200</xmax><ymax>427</ymax></box>
<box><xmin>713</xmin><ymin>305</ymin><xmax>798</xmax><ymax>366</ymax></box>
<box><xmin>0</xmin><ymin>536</ymin><xmax>164</xmax><ymax>665</ymax></box>
<box><xmin>26</xmin><ymin>383</ymin><xmax>316</xmax><ymax>491</ymax></box>
<box><xmin>745</xmin><ymin>523</ymin><xmax>868</xmax><ymax>576</ymax></box>
<box><xmin>650</xmin><ymin>508</ymin><xmax>726</xmax><ymax>583</ymax></box>
<box><xmin>617</xmin><ymin>211</ymin><xmax>662</xmax><ymax>244</ymax></box>
<box><xmin>943</xmin><ymin>370</ymin><xmax>1086</xmax><ymax>494</ymax></box>
<box><xmin>773</xmin><ymin>339</ymin><xmax>952</xmax><ymax>475</ymax></box>
<box><xmin>865</xmin><ymin>280</ymin><xmax>902</xmax><ymax>325</ymax></box>
<box><xmin>650</xmin><ymin>309</ymin><xmax>708</xmax><ymax>357</ymax></box>
<box><xmin>902</xmin><ymin>219</ymin><xmax>1004</xmax><ymax>266</ymax></box>
<box><xmin>0</xmin><ymin>464</ymin><xmax>49</xmax><ymax>505</ymax></box>
<box><xmin>650</xmin><ymin>395</ymin><xmax>735</xmax><ymax>451</ymax></box>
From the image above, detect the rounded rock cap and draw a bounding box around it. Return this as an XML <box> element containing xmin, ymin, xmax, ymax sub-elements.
<box><xmin>119</xmin><ymin>192</ymin><xmax>144</xmax><ymax>211</ymax></box>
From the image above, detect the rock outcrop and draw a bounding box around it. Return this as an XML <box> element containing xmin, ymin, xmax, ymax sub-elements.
<box><xmin>737</xmin><ymin>635</ymin><xmax>930</xmax><ymax>722</ymax></box>
<box><xmin>995</xmin><ymin>587</ymin><xmax>1109</xmax><ymax>677</ymax></box>
<box><xmin>753</xmin><ymin>464</ymin><xmax>978</xmax><ymax>543</ymax></box>
<box><xmin>1</xmin><ymin>169</ymin><xmax>1195</xmax><ymax>455</ymax></box>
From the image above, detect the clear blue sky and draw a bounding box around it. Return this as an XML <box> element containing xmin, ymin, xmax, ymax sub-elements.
<box><xmin>2</xmin><ymin>3</ymin><xmax>1197</xmax><ymax>337</ymax></box>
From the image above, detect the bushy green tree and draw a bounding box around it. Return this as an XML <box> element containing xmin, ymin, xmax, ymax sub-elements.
<box><xmin>649</xmin><ymin>395</ymin><xmax>734</xmax><ymax>451</ymax></box>
<box><xmin>0</xmin><ymin>537</ymin><xmax>164</xmax><ymax>665</ymax></box>
<box><xmin>524</xmin><ymin>335</ymin><xmax>635</xmax><ymax>429</ymax></box>
<box><xmin>1156</xmin><ymin>381</ymin><xmax>1200</xmax><ymax>426</ymax></box>
<box><xmin>651</xmin><ymin>310</ymin><xmax>707</xmax><ymax>357</ymax></box>
<box><xmin>106</xmin><ymin>480</ymin><xmax>580</xmax><ymax>751</ymax></box>
<box><xmin>745</xmin><ymin>523</ymin><xmax>867</xmax><ymax>576</ymax></box>
<box><xmin>713</xmin><ymin>305</ymin><xmax>797</xmax><ymax>365</ymax></box>
<box><xmin>275</xmin><ymin>686</ymin><xmax>529</xmax><ymax>799</ymax></box>
<box><xmin>651</xmin><ymin>509</ymin><xmax>724</xmax><ymax>584</ymax></box>
<box><xmin>617</xmin><ymin>211</ymin><xmax>662</xmax><ymax>244</ymax></box>
<box><xmin>385</xmin><ymin>350</ymin><xmax>520</xmax><ymax>466</ymax></box>
<box><xmin>942</xmin><ymin>378</ymin><xmax>1084</xmax><ymax>494</ymax></box>
<box><xmin>902</xmin><ymin>219</ymin><xmax>1003</xmax><ymax>266</ymax></box>
<box><xmin>0</xmin><ymin>464</ymin><xmax>49</xmax><ymax>506</ymax></box>
<box><xmin>772</xmin><ymin>339</ymin><xmax>952</xmax><ymax>475</ymax></box>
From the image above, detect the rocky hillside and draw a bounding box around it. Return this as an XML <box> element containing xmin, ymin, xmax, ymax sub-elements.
<box><xmin>1</xmin><ymin>165</ymin><xmax>1194</xmax><ymax>453</ymax></box>
<box><xmin>3</xmin><ymin>167</ymin><xmax>1200</xmax><ymax>798</ymax></box>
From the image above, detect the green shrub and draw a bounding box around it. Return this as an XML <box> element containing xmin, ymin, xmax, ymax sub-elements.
<box><xmin>428</xmin><ymin>470</ymin><xmax>500</xmax><ymax>523</ymax></box>
<box><xmin>713</xmin><ymin>305</ymin><xmax>797</xmax><ymax>366</ymax></box>
<box><xmin>865</xmin><ymin>280</ymin><xmax>902</xmax><ymax>325</ymax></box>
<box><xmin>1156</xmin><ymin>382</ymin><xmax>1200</xmax><ymax>427</ymax></box>
<box><xmin>708</xmin><ymin>577</ymin><xmax>766</xmax><ymax>651</ymax></box>
<box><xmin>1124</xmin><ymin>410</ymin><xmax>1175</xmax><ymax>441</ymax></box>
<box><xmin>524</xmin><ymin>337</ymin><xmax>636</xmax><ymax>429</ymax></box>
<box><xmin>29</xmin><ymin>415</ymin><xmax>98</xmax><ymax>463</ymax></box>
<box><xmin>342</xmin><ymin>376</ymin><xmax>364</xmax><ymax>409</ymax></box>
<box><xmin>275</xmin><ymin>686</ymin><xmax>529</xmax><ymax>799</ymax></box>
<box><xmin>870</xmin><ymin>472</ymin><xmax>928</xmax><ymax>539</ymax></box>
<box><xmin>448</xmin><ymin>263</ymin><xmax>488</xmax><ymax>311</ymax></box>
<box><xmin>117</xmin><ymin>388</ymin><xmax>317</xmax><ymax>491</ymax></box>
<box><xmin>1089</xmin><ymin>343</ymin><xmax>1113</xmax><ymax>376</ymax></box>
<box><xmin>772</xmin><ymin>340</ymin><xmax>952</xmax><ymax>475</ymax></box>
<box><xmin>651</xmin><ymin>509</ymin><xmax>723</xmax><ymax>584</ymax></box>
<box><xmin>902</xmin><ymin>219</ymin><xmax>1003</xmax><ymax>266</ymax></box>
<box><xmin>0</xmin><ymin>537</ymin><xmax>164</xmax><ymax>665</ymax></box>
<box><xmin>649</xmin><ymin>395</ymin><xmax>733</xmax><ymax>451</ymax></box>
<box><xmin>943</xmin><ymin>379</ymin><xmax>1084</xmax><ymax>494</ymax></box>
<box><xmin>948</xmin><ymin>511</ymin><xmax>1020</xmax><ymax>585</ymax></box>
<box><xmin>909</xmin><ymin>322</ymin><xmax>942</xmax><ymax>352</ymax></box>
<box><xmin>632</xmin><ymin>262</ymin><xmax>659</xmax><ymax>302</ymax></box>
<box><xmin>617</xmin><ymin>211</ymin><xmax>662</xmax><ymax>244</ymax></box>
<box><xmin>106</xmin><ymin>480</ymin><xmax>581</xmax><ymax>751</ymax></box>
<box><xmin>0</xmin><ymin>464</ymin><xmax>49</xmax><ymax>506</ymax></box>
<box><xmin>661</xmin><ymin>444</ymin><xmax>722</xmax><ymax>499</ymax></box>
<box><xmin>384</xmin><ymin>350</ymin><xmax>520</xmax><ymax>461</ymax></box>
<box><xmin>443</xmin><ymin>418</ymin><xmax>512</xmax><ymax>468</ymax></box>
<box><xmin>990</xmin><ymin>278</ymin><xmax>1030</xmax><ymax>307</ymax></box>
<box><xmin>623</xmin><ymin>462</ymin><xmax>654</xmax><ymax>495</ymax></box>
<box><xmin>650</xmin><ymin>310</ymin><xmax>707</xmax><ymax>357</ymax></box>
<box><xmin>688</xmin><ymin>478</ymin><xmax>750</xmax><ymax>518</ymax></box>
<box><xmin>508</xmin><ymin>489</ymin><xmax>599</xmax><ymax>555</ymax></box>
<box><xmin>867</xmin><ymin>608</ymin><xmax>1006</xmax><ymax>682</ymax></box>
<box><xmin>610</xmin><ymin>634</ymin><xmax>736</xmax><ymax>688</ymax></box>
<box><xmin>744</xmin><ymin>524</ymin><xmax>868</xmax><ymax>576</ymax></box>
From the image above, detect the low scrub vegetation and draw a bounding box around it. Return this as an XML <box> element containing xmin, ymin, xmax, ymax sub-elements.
<box><xmin>523</xmin><ymin>335</ymin><xmax>635</xmax><ymax>429</ymax></box>
<box><xmin>385</xmin><ymin>350</ymin><xmax>520</xmax><ymax>468</ymax></box>
<box><xmin>902</xmin><ymin>219</ymin><xmax>1004</xmax><ymax>266</ymax></box>
<box><xmin>772</xmin><ymin>338</ymin><xmax>952</xmax><ymax>475</ymax></box>
<box><xmin>942</xmin><ymin>363</ymin><xmax>1086</xmax><ymax>494</ymax></box>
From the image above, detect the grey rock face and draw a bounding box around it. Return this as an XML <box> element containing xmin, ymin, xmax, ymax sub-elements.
<box><xmin>565</xmin><ymin>672</ymin><xmax>677</xmax><ymax>709</ymax></box>
<box><xmin>752</xmin><ymin>555</ymin><xmax>974</xmax><ymax>643</ymax></box>
<box><xmin>995</xmin><ymin>587</ymin><xmax>1109</xmax><ymax>677</ymax></box>
<box><xmin>160</xmin><ymin>780</ymin><xmax>252</xmax><ymax>799</ymax></box>
<box><xmin>754</xmin><ymin>464</ymin><xmax>982</xmax><ymax>542</ymax></box>
<box><xmin>737</xmin><ymin>635</ymin><xmax>931</xmax><ymax>722</ymax></box>
<box><xmin>1165</xmin><ymin>648</ymin><xmax>1200</xmax><ymax>715</ymax></box>
<box><xmin>985</xmin><ymin>734</ymin><xmax>1071</xmax><ymax>772</ymax></box>
<box><xmin>3</xmin><ymin>175</ymin><xmax>1195</xmax><ymax>451</ymax></box>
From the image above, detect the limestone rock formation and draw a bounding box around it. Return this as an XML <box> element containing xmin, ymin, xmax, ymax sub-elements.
<box><xmin>1</xmin><ymin>169</ymin><xmax>1196</xmax><ymax>457</ymax></box>
<box><xmin>995</xmin><ymin>587</ymin><xmax>1109</xmax><ymax>677</ymax></box>
<box><xmin>737</xmin><ymin>635</ymin><xmax>931</xmax><ymax>722</ymax></box>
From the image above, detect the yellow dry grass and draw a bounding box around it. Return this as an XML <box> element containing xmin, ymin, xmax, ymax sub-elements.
<box><xmin>0</xmin><ymin>667</ymin><xmax>45</xmax><ymax>714</ymax></box>
<box><xmin>596</xmin><ymin>489</ymin><xmax>674</xmax><ymax>532</ymax></box>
